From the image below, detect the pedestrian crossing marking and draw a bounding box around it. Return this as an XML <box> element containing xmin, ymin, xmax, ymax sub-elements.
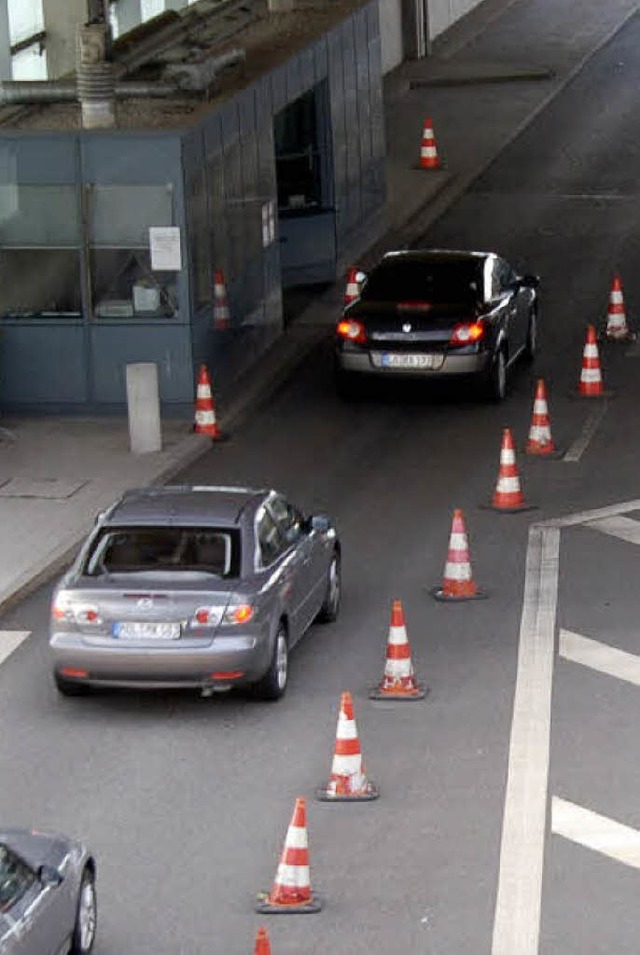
<box><xmin>583</xmin><ymin>514</ymin><xmax>640</xmax><ymax>545</ymax></box>
<box><xmin>0</xmin><ymin>630</ymin><xmax>30</xmax><ymax>667</ymax></box>
<box><xmin>559</xmin><ymin>629</ymin><xmax>640</xmax><ymax>687</ymax></box>
<box><xmin>552</xmin><ymin>797</ymin><xmax>640</xmax><ymax>870</ymax></box>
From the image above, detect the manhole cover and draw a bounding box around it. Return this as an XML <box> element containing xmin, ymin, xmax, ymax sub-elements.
<box><xmin>0</xmin><ymin>478</ymin><xmax>87</xmax><ymax>499</ymax></box>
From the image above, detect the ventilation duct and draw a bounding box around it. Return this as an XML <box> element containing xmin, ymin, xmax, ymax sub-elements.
<box><xmin>76</xmin><ymin>21</ymin><xmax>116</xmax><ymax>128</ymax></box>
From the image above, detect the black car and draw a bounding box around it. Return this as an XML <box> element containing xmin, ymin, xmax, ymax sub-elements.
<box><xmin>334</xmin><ymin>249</ymin><xmax>540</xmax><ymax>400</ymax></box>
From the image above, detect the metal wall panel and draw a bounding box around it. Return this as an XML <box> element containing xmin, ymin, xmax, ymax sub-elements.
<box><xmin>0</xmin><ymin>323</ymin><xmax>87</xmax><ymax>406</ymax></box>
<box><xmin>89</xmin><ymin>323</ymin><xmax>192</xmax><ymax>404</ymax></box>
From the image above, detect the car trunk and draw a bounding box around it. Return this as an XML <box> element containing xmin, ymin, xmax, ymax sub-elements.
<box><xmin>349</xmin><ymin>300</ymin><xmax>478</xmax><ymax>351</ymax></box>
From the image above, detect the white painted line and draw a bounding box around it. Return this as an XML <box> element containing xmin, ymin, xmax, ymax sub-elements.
<box><xmin>0</xmin><ymin>630</ymin><xmax>30</xmax><ymax>667</ymax></box>
<box><xmin>562</xmin><ymin>402</ymin><xmax>608</xmax><ymax>463</ymax></box>
<box><xmin>539</xmin><ymin>497</ymin><xmax>640</xmax><ymax>529</ymax></box>
<box><xmin>552</xmin><ymin>797</ymin><xmax>640</xmax><ymax>869</ymax></box>
<box><xmin>559</xmin><ymin>629</ymin><xmax>640</xmax><ymax>687</ymax></box>
<box><xmin>583</xmin><ymin>514</ymin><xmax>640</xmax><ymax>545</ymax></box>
<box><xmin>491</xmin><ymin>525</ymin><xmax>559</xmax><ymax>955</ymax></box>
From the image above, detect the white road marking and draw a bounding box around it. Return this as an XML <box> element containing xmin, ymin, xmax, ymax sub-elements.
<box><xmin>491</xmin><ymin>525</ymin><xmax>559</xmax><ymax>955</ymax></box>
<box><xmin>562</xmin><ymin>402</ymin><xmax>609</xmax><ymax>462</ymax></box>
<box><xmin>559</xmin><ymin>629</ymin><xmax>640</xmax><ymax>686</ymax></box>
<box><xmin>582</xmin><ymin>514</ymin><xmax>640</xmax><ymax>545</ymax></box>
<box><xmin>552</xmin><ymin>797</ymin><xmax>640</xmax><ymax>869</ymax></box>
<box><xmin>0</xmin><ymin>630</ymin><xmax>30</xmax><ymax>667</ymax></box>
<box><xmin>540</xmin><ymin>497</ymin><xmax>640</xmax><ymax>529</ymax></box>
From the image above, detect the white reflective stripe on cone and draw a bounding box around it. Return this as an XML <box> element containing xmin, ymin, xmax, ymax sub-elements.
<box><xmin>284</xmin><ymin>827</ymin><xmax>308</xmax><ymax>849</ymax></box>
<box><xmin>583</xmin><ymin>344</ymin><xmax>599</xmax><ymax>358</ymax></box>
<box><xmin>529</xmin><ymin>426</ymin><xmax>550</xmax><ymax>440</ymax></box>
<box><xmin>449</xmin><ymin>532</ymin><xmax>469</xmax><ymax>550</ymax></box>
<box><xmin>330</xmin><ymin>754</ymin><xmax>362</xmax><ymax>774</ymax></box>
<box><xmin>500</xmin><ymin>449</ymin><xmax>516</xmax><ymax>464</ymax></box>
<box><xmin>385</xmin><ymin>658</ymin><xmax>413</xmax><ymax>677</ymax></box>
<box><xmin>496</xmin><ymin>476</ymin><xmax>521</xmax><ymax>492</ymax></box>
<box><xmin>197</xmin><ymin>385</ymin><xmax>212</xmax><ymax>398</ymax></box>
<box><xmin>387</xmin><ymin>624</ymin><xmax>408</xmax><ymax>645</ymax></box>
<box><xmin>581</xmin><ymin>369</ymin><xmax>602</xmax><ymax>382</ymax></box>
<box><xmin>533</xmin><ymin>399</ymin><xmax>548</xmax><ymax>413</ymax></box>
<box><xmin>610</xmin><ymin>291</ymin><xmax>624</xmax><ymax>304</ymax></box>
<box><xmin>336</xmin><ymin>717</ymin><xmax>358</xmax><ymax>740</ymax></box>
<box><xmin>195</xmin><ymin>411</ymin><xmax>216</xmax><ymax>425</ymax></box>
<box><xmin>444</xmin><ymin>562</ymin><xmax>472</xmax><ymax>581</ymax></box>
<box><xmin>274</xmin><ymin>864</ymin><xmax>310</xmax><ymax>886</ymax></box>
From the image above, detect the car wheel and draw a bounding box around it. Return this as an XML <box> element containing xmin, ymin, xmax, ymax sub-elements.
<box><xmin>524</xmin><ymin>307</ymin><xmax>538</xmax><ymax>362</ymax></box>
<box><xmin>316</xmin><ymin>552</ymin><xmax>341</xmax><ymax>623</ymax></box>
<box><xmin>253</xmin><ymin>624</ymin><xmax>288</xmax><ymax>701</ymax></box>
<box><xmin>485</xmin><ymin>347</ymin><xmax>507</xmax><ymax>402</ymax></box>
<box><xmin>55</xmin><ymin>673</ymin><xmax>90</xmax><ymax>697</ymax></box>
<box><xmin>70</xmin><ymin>866</ymin><xmax>97</xmax><ymax>955</ymax></box>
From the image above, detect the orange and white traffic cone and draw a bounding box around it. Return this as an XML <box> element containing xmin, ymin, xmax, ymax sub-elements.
<box><xmin>316</xmin><ymin>691</ymin><xmax>379</xmax><ymax>801</ymax></box>
<box><xmin>256</xmin><ymin>797</ymin><xmax>321</xmax><ymax>913</ymax></box>
<box><xmin>526</xmin><ymin>378</ymin><xmax>556</xmax><ymax>455</ymax></box>
<box><xmin>578</xmin><ymin>325</ymin><xmax>606</xmax><ymax>396</ymax></box>
<box><xmin>344</xmin><ymin>267</ymin><xmax>361</xmax><ymax>306</ymax></box>
<box><xmin>213</xmin><ymin>269</ymin><xmax>231</xmax><ymax>329</ymax></box>
<box><xmin>490</xmin><ymin>428</ymin><xmax>532</xmax><ymax>511</ymax></box>
<box><xmin>419</xmin><ymin>117</ymin><xmax>440</xmax><ymax>169</ymax></box>
<box><xmin>432</xmin><ymin>509</ymin><xmax>485</xmax><ymax>601</ymax></box>
<box><xmin>193</xmin><ymin>364</ymin><xmax>223</xmax><ymax>440</ymax></box>
<box><xmin>253</xmin><ymin>927</ymin><xmax>271</xmax><ymax>955</ymax></box>
<box><xmin>370</xmin><ymin>600</ymin><xmax>427</xmax><ymax>700</ymax></box>
<box><xmin>604</xmin><ymin>274</ymin><xmax>632</xmax><ymax>341</ymax></box>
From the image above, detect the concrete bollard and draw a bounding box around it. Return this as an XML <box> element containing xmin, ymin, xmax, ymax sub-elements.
<box><xmin>126</xmin><ymin>362</ymin><xmax>162</xmax><ymax>454</ymax></box>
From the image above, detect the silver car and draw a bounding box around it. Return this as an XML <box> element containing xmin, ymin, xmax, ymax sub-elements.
<box><xmin>0</xmin><ymin>828</ymin><xmax>96</xmax><ymax>955</ymax></box>
<box><xmin>335</xmin><ymin>249</ymin><xmax>540</xmax><ymax>401</ymax></box>
<box><xmin>49</xmin><ymin>485</ymin><xmax>341</xmax><ymax>700</ymax></box>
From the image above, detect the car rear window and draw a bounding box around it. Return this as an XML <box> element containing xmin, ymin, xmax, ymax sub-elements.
<box><xmin>360</xmin><ymin>259</ymin><xmax>482</xmax><ymax>303</ymax></box>
<box><xmin>84</xmin><ymin>526</ymin><xmax>240</xmax><ymax>578</ymax></box>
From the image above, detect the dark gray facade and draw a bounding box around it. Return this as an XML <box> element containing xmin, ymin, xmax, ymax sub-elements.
<box><xmin>0</xmin><ymin>0</ymin><xmax>385</xmax><ymax>413</ymax></box>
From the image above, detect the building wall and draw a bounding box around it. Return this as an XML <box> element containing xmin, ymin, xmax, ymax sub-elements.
<box><xmin>429</xmin><ymin>0</ymin><xmax>485</xmax><ymax>41</ymax></box>
<box><xmin>378</xmin><ymin>0</ymin><xmax>404</xmax><ymax>73</ymax></box>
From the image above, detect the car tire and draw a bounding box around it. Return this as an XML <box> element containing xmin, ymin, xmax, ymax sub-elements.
<box><xmin>485</xmin><ymin>347</ymin><xmax>507</xmax><ymax>402</ymax></box>
<box><xmin>524</xmin><ymin>306</ymin><xmax>538</xmax><ymax>362</ymax></box>
<box><xmin>253</xmin><ymin>624</ymin><xmax>288</xmax><ymax>701</ymax></box>
<box><xmin>316</xmin><ymin>552</ymin><xmax>341</xmax><ymax>623</ymax></box>
<box><xmin>70</xmin><ymin>866</ymin><xmax>97</xmax><ymax>955</ymax></box>
<box><xmin>54</xmin><ymin>673</ymin><xmax>90</xmax><ymax>697</ymax></box>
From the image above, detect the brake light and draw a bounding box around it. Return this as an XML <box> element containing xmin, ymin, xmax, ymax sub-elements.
<box><xmin>449</xmin><ymin>321</ymin><xmax>486</xmax><ymax>346</ymax></box>
<box><xmin>76</xmin><ymin>606</ymin><xmax>102</xmax><ymax>626</ymax></box>
<box><xmin>224</xmin><ymin>604</ymin><xmax>255</xmax><ymax>625</ymax></box>
<box><xmin>336</xmin><ymin>319</ymin><xmax>367</xmax><ymax>345</ymax></box>
<box><xmin>51</xmin><ymin>591</ymin><xmax>75</xmax><ymax>623</ymax></box>
<box><xmin>191</xmin><ymin>606</ymin><xmax>223</xmax><ymax>627</ymax></box>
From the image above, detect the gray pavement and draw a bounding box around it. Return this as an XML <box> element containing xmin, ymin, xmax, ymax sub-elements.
<box><xmin>0</xmin><ymin>0</ymin><xmax>637</xmax><ymax>616</ymax></box>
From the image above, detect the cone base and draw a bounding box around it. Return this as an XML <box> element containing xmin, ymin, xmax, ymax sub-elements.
<box><xmin>369</xmin><ymin>681</ymin><xmax>428</xmax><ymax>701</ymax></box>
<box><xmin>256</xmin><ymin>893</ymin><xmax>322</xmax><ymax>915</ymax></box>
<box><xmin>525</xmin><ymin>444</ymin><xmax>564</xmax><ymax>459</ymax></box>
<box><xmin>600</xmin><ymin>329</ymin><xmax>636</xmax><ymax>343</ymax></box>
<box><xmin>315</xmin><ymin>782</ymin><xmax>380</xmax><ymax>802</ymax></box>
<box><xmin>570</xmin><ymin>388</ymin><xmax>615</xmax><ymax>399</ymax></box>
<box><xmin>482</xmin><ymin>501</ymin><xmax>538</xmax><ymax>513</ymax></box>
<box><xmin>193</xmin><ymin>425</ymin><xmax>229</xmax><ymax>441</ymax></box>
<box><xmin>430</xmin><ymin>586</ymin><xmax>487</xmax><ymax>602</ymax></box>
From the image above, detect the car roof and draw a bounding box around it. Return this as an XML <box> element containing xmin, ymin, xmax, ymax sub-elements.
<box><xmin>103</xmin><ymin>485</ymin><xmax>269</xmax><ymax>527</ymax></box>
<box><xmin>379</xmin><ymin>249</ymin><xmax>492</xmax><ymax>266</ymax></box>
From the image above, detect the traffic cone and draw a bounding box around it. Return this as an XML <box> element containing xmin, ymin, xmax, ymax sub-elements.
<box><xmin>213</xmin><ymin>269</ymin><xmax>230</xmax><ymax>329</ymax></box>
<box><xmin>193</xmin><ymin>364</ymin><xmax>223</xmax><ymax>440</ymax></box>
<box><xmin>370</xmin><ymin>600</ymin><xmax>427</xmax><ymax>700</ymax></box>
<box><xmin>578</xmin><ymin>325</ymin><xmax>605</xmax><ymax>396</ymax></box>
<box><xmin>256</xmin><ymin>797</ymin><xmax>321</xmax><ymax>914</ymax></box>
<box><xmin>526</xmin><ymin>378</ymin><xmax>556</xmax><ymax>455</ymax></box>
<box><xmin>419</xmin><ymin>117</ymin><xmax>440</xmax><ymax>169</ymax></box>
<box><xmin>490</xmin><ymin>428</ymin><xmax>532</xmax><ymax>511</ymax></box>
<box><xmin>432</xmin><ymin>509</ymin><xmax>485</xmax><ymax>601</ymax></box>
<box><xmin>254</xmin><ymin>927</ymin><xmax>271</xmax><ymax>954</ymax></box>
<box><xmin>316</xmin><ymin>691</ymin><xmax>379</xmax><ymax>801</ymax></box>
<box><xmin>344</xmin><ymin>267</ymin><xmax>361</xmax><ymax>306</ymax></box>
<box><xmin>604</xmin><ymin>274</ymin><xmax>632</xmax><ymax>341</ymax></box>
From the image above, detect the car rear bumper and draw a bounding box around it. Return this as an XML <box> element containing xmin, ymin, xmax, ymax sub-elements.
<box><xmin>50</xmin><ymin>632</ymin><xmax>271</xmax><ymax>689</ymax></box>
<box><xmin>336</xmin><ymin>349</ymin><xmax>491</xmax><ymax>378</ymax></box>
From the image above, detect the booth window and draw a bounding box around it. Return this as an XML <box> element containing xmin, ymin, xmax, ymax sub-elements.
<box><xmin>89</xmin><ymin>184</ymin><xmax>178</xmax><ymax>319</ymax></box>
<box><xmin>274</xmin><ymin>89</ymin><xmax>322</xmax><ymax>213</ymax></box>
<box><xmin>0</xmin><ymin>184</ymin><xmax>82</xmax><ymax>319</ymax></box>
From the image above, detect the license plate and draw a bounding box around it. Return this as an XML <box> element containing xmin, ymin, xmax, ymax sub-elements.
<box><xmin>113</xmin><ymin>621</ymin><xmax>181</xmax><ymax>640</ymax></box>
<box><xmin>379</xmin><ymin>352</ymin><xmax>439</xmax><ymax>369</ymax></box>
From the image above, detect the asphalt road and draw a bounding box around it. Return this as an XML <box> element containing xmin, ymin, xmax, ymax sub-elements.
<box><xmin>4</xmin><ymin>16</ymin><xmax>640</xmax><ymax>955</ymax></box>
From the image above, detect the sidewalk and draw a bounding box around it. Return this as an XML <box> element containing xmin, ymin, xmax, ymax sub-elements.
<box><xmin>0</xmin><ymin>0</ymin><xmax>637</xmax><ymax>616</ymax></box>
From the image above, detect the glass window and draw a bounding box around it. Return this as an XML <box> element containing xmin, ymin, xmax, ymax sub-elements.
<box><xmin>0</xmin><ymin>844</ymin><xmax>36</xmax><ymax>912</ymax></box>
<box><xmin>89</xmin><ymin>184</ymin><xmax>179</xmax><ymax>319</ymax></box>
<box><xmin>0</xmin><ymin>184</ymin><xmax>81</xmax><ymax>319</ymax></box>
<box><xmin>268</xmin><ymin>496</ymin><xmax>303</xmax><ymax>545</ymax></box>
<box><xmin>275</xmin><ymin>89</ymin><xmax>322</xmax><ymax>213</ymax></box>
<box><xmin>361</xmin><ymin>259</ymin><xmax>483</xmax><ymax>304</ymax></box>
<box><xmin>85</xmin><ymin>526</ymin><xmax>239</xmax><ymax>578</ymax></box>
<box><xmin>257</xmin><ymin>510</ymin><xmax>285</xmax><ymax>566</ymax></box>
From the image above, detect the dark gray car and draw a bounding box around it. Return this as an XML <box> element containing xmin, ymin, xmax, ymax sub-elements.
<box><xmin>49</xmin><ymin>485</ymin><xmax>341</xmax><ymax>700</ymax></box>
<box><xmin>335</xmin><ymin>249</ymin><xmax>540</xmax><ymax>400</ymax></box>
<box><xmin>0</xmin><ymin>828</ymin><xmax>96</xmax><ymax>955</ymax></box>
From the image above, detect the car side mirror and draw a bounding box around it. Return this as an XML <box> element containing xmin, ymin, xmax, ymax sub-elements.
<box><xmin>305</xmin><ymin>514</ymin><xmax>331</xmax><ymax>534</ymax></box>
<box><xmin>520</xmin><ymin>274</ymin><xmax>540</xmax><ymax>289</ymax></box>
<box><xmin>38</xmin><ymin>864</ymin><xmax>62</xmax><ymax>887</ymax></box>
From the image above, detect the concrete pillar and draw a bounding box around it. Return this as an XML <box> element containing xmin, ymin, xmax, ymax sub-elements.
<box><xmin>112</xmin><ymin>0</ymin><xmax>142</xmax><ymax>35</ymax></box>
<box><xmin>126</xmin><ymin>363</ymin><xmax>162</xmax><ymax>454</ymax></box>
<box><xmin>0</xmin><ymin>0</ymin><xmax>10</xmax><ymax>80</ymax></box>
<box><xmin>41</xmin><ymin>0</ymin><xmax>86</xmax><ymax>79</ymax></box>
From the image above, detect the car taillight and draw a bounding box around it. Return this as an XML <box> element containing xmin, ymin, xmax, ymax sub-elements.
<box><xmin>449</xmin><ymin>320</ymin><xmax>486</xmax><ymax>346</ymax></box>
<box><xmin>51</xmin><ymin>591</ymin><xmax>75</xmax><ymax>624</ymax></box>
<box><xmin>191</xmin><ymin>606</ymin><xmax>224</xmax><ymax>627</ymax></box>
<box><xmin>223</xmin><ymin>604</ymin><xmax>255</xmax><ymax>625</ymax></box>
<box><xmin>336</xmin><ymin>319</ymin><xmax>367</xmax><ymax>345</ymax></box>
<box><xmin>75</xmin><ymin>605</ymin><xmax>103</xmax><ymax>626</ymax></box>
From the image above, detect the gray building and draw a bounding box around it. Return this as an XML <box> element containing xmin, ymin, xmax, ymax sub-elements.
<box><xmin>0</xmin><ymin>0</ymin><xmax>386</xmax><ymax>412</ymax></box>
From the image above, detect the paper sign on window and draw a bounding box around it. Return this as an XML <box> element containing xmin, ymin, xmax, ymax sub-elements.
<box><xmin>149</xmin><ymin>226</ymin><xmax>182</xmax><ymax>270</ymax></box>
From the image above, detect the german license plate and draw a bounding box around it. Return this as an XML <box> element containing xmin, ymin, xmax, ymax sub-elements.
<box><xmin>113</xmin><ymin>621</ymin><xmax>181</xmax><ymax>640</ymax></box>
<box><xmin>380</xmin><ymin>352</ymin><xmax>438</xmax><ymax>369</ymax></box>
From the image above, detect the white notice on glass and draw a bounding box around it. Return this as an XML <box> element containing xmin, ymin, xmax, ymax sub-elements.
<box><xmin>149</xmin><ymin>226</ymin><xmax>182</xmax><ymax>271</ymax></box>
